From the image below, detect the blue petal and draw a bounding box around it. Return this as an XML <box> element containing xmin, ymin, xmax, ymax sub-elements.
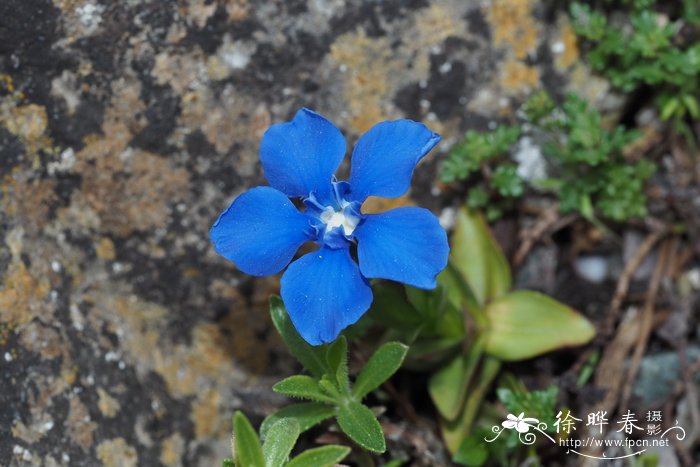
<box><xmin>260</xmin><ymin>108</ymin><xmax>346</xmax><ymax>200</ymax></box>
<box><xmin>354</xmin><ymin>207</ymin><xmax>449</xmax><ymax>289</ymax></box>
<box><xmin>210</xmin><ymin>187</ymin><xmax>311</xmax><ymax>276</ymax></box>
<box><xmin>281</xmin><ymin>247</ymin><xmax>373</xmax><ymax>345</ymax></box>
<box><xmin>348</xmin><ymin>120</ymin><xmax>440</xmax><ymax>202</ymax></box>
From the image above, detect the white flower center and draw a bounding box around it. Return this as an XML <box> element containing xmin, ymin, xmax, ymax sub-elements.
<box><xmin>320</xmin><ymin>207</ymin><xmax>359</xmax><ymax>236</ymax></box>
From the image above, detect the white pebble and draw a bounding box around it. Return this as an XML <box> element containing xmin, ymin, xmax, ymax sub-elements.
<box><xmin>574</xmin><ymin>256</ymin><xmax>609</xmax><ymax>284</ymax></box>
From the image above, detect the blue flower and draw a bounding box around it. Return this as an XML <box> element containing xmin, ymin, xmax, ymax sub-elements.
<box><xmin>210</xmin><ymin>108</ymin><xmax>449</xmax><ymax>345</ymax></box>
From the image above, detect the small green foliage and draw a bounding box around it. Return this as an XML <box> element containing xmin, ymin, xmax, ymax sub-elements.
<box><xmin>442</xmin><ymin>91</ymin><xmax>655</xmax><ymax>222</ymax></box>
<box><xmin>440</xmin><ymin>125</ymin><xmax>522</xmax><ymax>220</ymax></box>
<box><xmin>266</xmin><ymin>298</ymin><xmax>409</xmax><ymax>454</ymax></box>
<box><xmin>571</xmin><ymin>0</ymin><xmax>700</xmax><ymax>122</ymax></box>
<box><xmin>496</xmin><ymin>378</ymin><xmax>558</xmax><ymax>429</ymax></box>
<box><xmin>441</xmin><ymin>126</ymin><xmax>522</xmax><ymax>183</ymax></box>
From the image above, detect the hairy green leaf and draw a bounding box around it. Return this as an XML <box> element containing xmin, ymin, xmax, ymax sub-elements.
<box><xmin>337</xmin><ymin>401</ymin><xmax>386</xmax><ymax>453</ymax></box>
<box><xmin>352</xmin><ymin>342</ymin><xmax>408</xmax><ymax>399</ymax></box>
<box><xmin>233</xmin><ymin>411</ymin><xmax>264</xmax><ymax>467</ymax></box>
<box><xmin>286</xmin><ymin>445</ymin><xmax>351</xmax><ymax>467</ymax></box>
<box><xmin>326</xmin><ymin>335</ymin><xmax>349</xmax><ymax>391</ymax></box>
<box><xmin>260</xmin><ymin>403</ymin><xmax>335</xmax><ymax>438</ymax></box>
<box><xmin>272</xmin><ymin>375</ymin><xmax>336</xmax><ymax>404</ymax></box>
<box><xmin>262</xmin><ymin>418</ymin><xmax>300</xmax><ymax>467</ymax></box>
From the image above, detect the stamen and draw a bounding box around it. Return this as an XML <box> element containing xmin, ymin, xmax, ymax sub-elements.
<box><xmin>320</xmin><ymin>207</ymin><xmax>359</xmax><ymax>236</ymax></box>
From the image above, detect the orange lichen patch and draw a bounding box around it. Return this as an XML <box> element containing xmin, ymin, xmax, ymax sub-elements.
<box><xmin>499</xmin><ymin>60</ymin><xmax>540</xmax><ymax>96</ymax></box>
<box><xmin>98</xmin><ymin>295</ymin><xmax>243</xmax><ymax>397</ymax></box>
<box><xmin>0</xmin><ymin>262</ymin><xmax>51</xmax><ymax>327</ymax></box>
<box><xmin>96</xmin><ymin>438</ymin><xmax>138</xmax><ymax>467</ymax></box>
<box><xmin>362</xmin><ymin>194</ymin><xmax>416</xmax><ymax>214</ymax></box>
<box><xmin>330</xmin><ymin>30</ymin><xmax>391</xmax><ymax>133</ymax></box>
<box><xmin>0</xmin><ymin>74</ymin><xmax>14</xmax><ymax>93</ymax></box>
<box><xmin>488</xmin><ymin>0</ymin><xmax>540</xmax><ymax>60</ymax></box>
<box><xmin>178</xmin><ymin>0</ymin><xmax>217</xmax><ymax>28</ymax></box>
<box><xmin>192</xmin><ymin>389</ymin><xmax>224</xmax><ymax>438</ymax></box>
<box><xmin>225</xmin><ymin>0</ymin><xmax>249</xmax><ymax>22</ymax></box>
<box><xmin>567</xmin><ymin>63</ymin><xmax>610</xmax><ymax>104</ymax></box>
<box><xmin>154</xmin><ymin>322</ymin><xmax>239</xmax><ymax>396</ymax></box>
<box><xmin>417</xmin><ymin>4</ymin><xmax>460</xmax><ymax>46</ymax></box>
<box><xmin>19</xmin><ymin>322</ymin><xmax>64</xmax><ymax>359</ymax></box>
<box><xmin>75</xmin><ymin>139</ymin><xmax>189</xmax><ymax>237</ymax></box>
<box><xmin>1</xmin><ymin>103</ymin><xmax>51</xmax><ymax>155</ymax></box>
<box><xmin>97</xmin><ymin>388</ymin><xmax>120</xmax><ymax>418</ymax></box>
<box><xmin>153</xmin><ymin>49</ymin><xmax>206</xmax><ymax>94</ymax></box>
<box><xmin>554</xmin><ymin>21</ymin><xmax>580</xmax><ymax>70</ymax></box>
<box><xmin>65</xmin><ymin>395</ymin><xmax>97</xmax><ymax>451</ymax></box>
<box><xmin>160</xmin><ymin>433</ymin><xmax>185</xmax><ymax>466</ymax></box>
<box><xmin>178</xmin><ymin>88</ymin><xmax>264</xmax><ymax>174</ymax></box>
<box><xmin>95</xmin><ymin>237</ymin><xmax>116</xmax><ymax>260</ymax></box>
<box><xmin>0</xmin><ymin>177</ymin><xmax>56</xmax><ymax>229</ymax></box>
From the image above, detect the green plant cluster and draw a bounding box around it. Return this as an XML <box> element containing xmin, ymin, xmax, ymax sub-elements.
<box><xmin>223</xmin><ymin>298</ymin><xmax>408</xmax><ymax>466</ymax></box>
<box><xmin>570</xmin><ymin>0</ymin><xmax>700</xmax><ymax>121</ymax></box>
<box><xmin>441</xmin><ymin>91</ymin><xmax>655</xmax><ymax>222</ymax></box>
<box><xmin>366</xmin><ymin>207</ymin><xmax>595</xmax><ymax>465</ymax></box>
<box><xmin>440</xmin><ymin>125</ymin><xmax>522</xmax><ymax>221</ymax></box>
<box><xmin>225</xmin><ymin>207</ymin><xmax>596</xmax><ymax>466</ymax></box>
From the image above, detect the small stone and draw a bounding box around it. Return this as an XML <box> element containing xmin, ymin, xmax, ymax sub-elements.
<box><xmin>574</xmin><ymin>256</ymin><xmax>609</xmax><ymax>284</ymax></box>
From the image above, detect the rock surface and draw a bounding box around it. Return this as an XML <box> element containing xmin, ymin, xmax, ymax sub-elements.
<box><xmin>0</xmin><ymin>0</ymin><xmax>602</xmax><ymax>465</ymax></box>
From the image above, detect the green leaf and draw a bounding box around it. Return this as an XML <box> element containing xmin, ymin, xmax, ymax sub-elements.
<box><xmin>366</xmin><ymin>282</ymin><xmax>423</xmax><ymax>333</ymax></box>
<box><xmin>453</xmin><ymin>436</ymin><xmax>488</xmax><ymax>466</ymax></box>
<box><xmin>326</xmin><ymin>335</ymin><xmax>349</xmax><ymax>391</ymax></box>
<box><xmin>260</xmin><ymin>403</ymin><xmax>335</xmax><ymax>438</ymax></box>
<box><xmin>262</xmin><ymin>418</ymin><xmax>300</xmax><ymax>467</ymax></box>
<box><xmin>441</xmin><ymin>357</ymin><xmax>501</xmax><ymax>453</ymax></box>
<box><xmin>337</xmin><ymin>401</ymin><xmax>386</xmax><ymax>453</ymax></box>
<box><xmin>273</xmin><ymin>375</ymin><xmax>336</xmax><ymax>404</ymax></box>
<box><xmin>450</xmin><ymin>207</ymin><xmax>511</xmax><ymax>307</ymax></box>
<box><xmin>484</xmin><ymin>290</ymin><xmax>595</xmax><ymax>361</ymax></box>
<box><xmin>286</xmin><ymin>445</ymin><xmax>351</xmax><ymax>467</ymax></box>
<box><xmin>222</xmin><ymin>459</ymin><xmax>235</xmax><ymax>467</ymax></box>
<box><xmin>352</xmin><ymin>341</ymin><xmax>409</xmax><ymax>399</ymax></box>
<box><xmin>270</xmin><ymin>296</ymin><xmax>328</xmax><ymax>378</ymax></box>
<box><xmin>233</xmin><ymin>411</ymin><xmax>265</xmax><ymax>467</ymax></box>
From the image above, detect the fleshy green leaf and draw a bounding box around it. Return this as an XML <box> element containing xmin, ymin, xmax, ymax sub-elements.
<box><xmin>222</xmin><ymin>459</ymin><xmax>235</xmax><ymax>467</ymax></box>
<box><xmin>272</xmin><ymin>375</ymin><xmax>336</xmax><ymax>404</ymax></box>
<box><xmin>233</xmin><ymin>411</ymin><xmax>265</xmax><ymax>467</ymax></box>
<box><xmin>352</xmin><ymin>342</ymin><xmax>408</xmax><ymax>399</ymax></box>
<box><xmin>326</xmin><ymin>335</ymin><xmax>349</xmax><ymax>391</ymax></box>
<box><xmin>260</xmin><ymin>403</ymin><xmax>335</xmax><ymax>438</ymax></box>
<box><xmin>337</xmin><ymin>401</ymin><xmax>386</xmax><ymax>453</ymax></box>
<box><xmin>450</xmin><ymin>207</ymin><xmax>511</xmax><ymax>307</ymax></box>
<box><xmin>262</xmin><ymin>418</ymin><xmax>300</xmax><ymax>467</ymax></box>
<box><xmin>270</xmin><ymin>296</ymin><xmax>329</xmax><ymax>378</ymax></box>
<box><xmin>286</xmin><ymin>445</ymin><xmax>351</xmax><ymax>467</ymax></box>
<box><xmin>484</xmin><ymin>290</ymin><xmax>595</xmax><ymax>361</ymax></box>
